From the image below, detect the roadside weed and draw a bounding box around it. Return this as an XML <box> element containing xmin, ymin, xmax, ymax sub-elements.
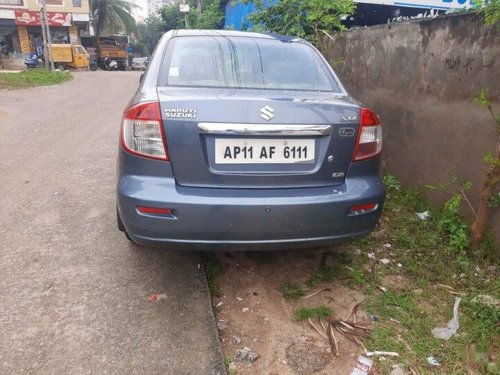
<box><xmin>382</xmin><ymin>174</ymin><xmax>401</xmax><ymax>191</ymax></box>
<box><xmin>203</xmin><ymin>258</ymin><xmax>224</xmax><ymax>297</ymax></box>
<box><xmin>293</xmin><ymin>305</ymin><xmax>332</xmax><ymax>321</ymax></box>
<box><xmin>349</xmin><ymin>267</ymin><xmax>365</xmax><ymax>285</ymax></box>
<box><xmin>281</xmin><ymin>283</ymin><xmax>305</xmax><ymax>300</ymax></box>
<box><xmin>307</xmin><ymin>265</ymin><xmax>341</xmax><ymax>287</ymax></box>
<box><xmin>361</xmin><ymin>175</ymin><xmax>500</xmax><ymax>372</ymax></box>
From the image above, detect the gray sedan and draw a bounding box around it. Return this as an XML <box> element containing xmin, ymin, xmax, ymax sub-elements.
<box><xmin>116</xmin><ymin>30</ymin><xmax>385</xmax><ymax>250</ymax></box>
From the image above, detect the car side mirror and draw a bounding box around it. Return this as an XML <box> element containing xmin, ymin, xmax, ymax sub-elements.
<box><xmin>139</xmin><ymin>72</ymin><xmax>145</xmax><ymax>83</ymax></box>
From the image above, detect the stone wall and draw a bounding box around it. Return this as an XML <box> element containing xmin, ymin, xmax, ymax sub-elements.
<box><xmin>322</xmin><ymin>13</ymin><xmax>500</xmax><ymax>244</ymax></box>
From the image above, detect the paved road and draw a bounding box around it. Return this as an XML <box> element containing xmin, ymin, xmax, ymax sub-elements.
<box><xmin>0</xmin><ymin>71</ymin><xmax>225</xmax><ymax>375</ymax></box>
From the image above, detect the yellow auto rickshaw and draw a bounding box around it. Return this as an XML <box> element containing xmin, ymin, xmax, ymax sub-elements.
<box><xmin>49</xmin><ymin>44</ymin><xmax>90</xmax><ymax>70</ymax></box>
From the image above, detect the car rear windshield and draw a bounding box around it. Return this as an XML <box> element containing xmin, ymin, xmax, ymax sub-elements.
<box><xmin>159</xmin><ymin>36</ymin><xmax>341</xmax><ymax>92</ymax></box>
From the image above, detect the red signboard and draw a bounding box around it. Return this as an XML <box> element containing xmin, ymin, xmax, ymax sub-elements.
<box><xmin>14</xmin><ymin>9</ymin><xmax>72</xmax><ymax>27</ymax></box>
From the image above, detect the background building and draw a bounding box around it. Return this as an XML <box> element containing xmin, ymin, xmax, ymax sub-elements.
<box><xmin>0</xmin><ymin>0</ymin><xmax>90</xmax><ymax>56</ymax></box>
<box><xmin>129</xmin><ymin>0</ymin><xmax>147</xmax><ymax>23</ymax></box>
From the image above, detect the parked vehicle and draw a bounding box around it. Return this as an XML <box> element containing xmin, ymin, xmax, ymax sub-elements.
<box><xmin>131</xmin><ymin>57</ymin><xmax>147</xmax><ymax>71</ymax></box>
<box><xmin>24</xmin><ymin>52</ymin><xmax>45</xmax><ymax>69</ymax></box>
<box><xmin>89</xmin><ymin>57</ymin><xmax>98</xmax><ymax>71</ymax></box>
<box><xmin>103</xmin><ymin>56</ymin><xmax>118</xmax><ymax>70</ymax></box>
<box><xmin>50</xmin><ymin>44</ymin><xmax>90</xmax><ymax>70</ymax></box>
<box><xmin>81</xmin><ymin>36</ymin><xmax>129</xmax><ymax>70</ymax></box>
<box><xmin>98</xmin><ymin>37</ymin><xmax>128</xmax><ymax>70</ymax></box>
<box><xmin>82</xmin><ymin>46</ymin><xmax>98</xmax><ymax>71</ymax></box>
<box><xmin>116</xmin><ymin>30</ymin><xmax>385</xmax><ymax>250</ymax></box>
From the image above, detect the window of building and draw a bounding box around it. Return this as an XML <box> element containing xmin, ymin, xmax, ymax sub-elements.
<box><xmin>0</xmin><ymin>0</ymin><xmax>24</xmax><ymax>5</ymax></box>
<box><xmin>38</xmin><ymin>0</ymin><xmax>64</xmax><ymax>5</ymax></box>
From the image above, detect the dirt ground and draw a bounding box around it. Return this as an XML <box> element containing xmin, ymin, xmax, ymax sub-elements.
<box><xmin>209</xmin><ymin>247</ymin><xmax>377</xmax><ymax>375</ymax></box>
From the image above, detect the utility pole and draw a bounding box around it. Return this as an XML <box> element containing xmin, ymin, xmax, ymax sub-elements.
<box><xmin>39</xmin><ymin>4</ymin><xmax>50</xmax><ymax>70</ymax></box>
<box><xmin>179</xmin><ymin>1</ymin><xmax>190</xmax><ymax>29</ymax></box>
<box><xmin>40</xmin><ymin>0</ymin><xmax>54</xmax><ymax>70</ymax></box>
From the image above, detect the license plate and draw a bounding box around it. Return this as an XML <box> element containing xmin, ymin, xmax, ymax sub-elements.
<box><xmin>215</xmin><ymin>138</ymin><xmax>315</xmax><ymax>164</ymax></box>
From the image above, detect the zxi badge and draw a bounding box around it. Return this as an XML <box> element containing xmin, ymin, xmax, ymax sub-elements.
<box><xmin>340</xmin><ymin>115</ymin><xmax>357</xmax><ymax>122</ymax></box>
<box><xmin>260</xmin><ymin>106</ymin><xmax>275</xmax><ymax>121</ymax></box>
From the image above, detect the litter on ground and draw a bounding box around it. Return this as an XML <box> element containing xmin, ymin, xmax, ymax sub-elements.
<box><xmin>350</xmin><ymin>355</ymin><xmax>374</xmax><ymax>375</ymax></box>
<box><xmin>431</xmin><ymin>297</ymin><xmax>461</xmax><ymax>340</ymax></box>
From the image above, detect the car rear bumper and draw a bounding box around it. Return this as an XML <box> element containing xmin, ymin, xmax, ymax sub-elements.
<box><xmin>116</xmin><ymin>169</ymin><xmax>385</xmax><ymax>250</ymax></box>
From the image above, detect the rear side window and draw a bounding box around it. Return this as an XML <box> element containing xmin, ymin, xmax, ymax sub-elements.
<box><xmin>159</xmin><ymin>36</ymin><xmax>340</xmax><ymax>92</ymax></box>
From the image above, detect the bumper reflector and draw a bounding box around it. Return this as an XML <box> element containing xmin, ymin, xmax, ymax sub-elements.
<box><xmin>350</xmin><ymin>203</ymin><xmax>378</xmax><ymax>215</ymax></box>
<box><xmin>137</xmin><ymin>206</ymin><xmax>172</xmax><ymax>215</ymax></box>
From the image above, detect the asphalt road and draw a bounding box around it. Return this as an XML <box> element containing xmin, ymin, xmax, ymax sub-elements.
<box><xmin>0</xmin><ymin>71</ymin><xmax>225</xmax><ymax>375</ymax></box>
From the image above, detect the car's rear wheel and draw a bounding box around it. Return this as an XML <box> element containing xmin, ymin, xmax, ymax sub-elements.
<box><xmin>117</xmin><ymin>208</ymin><xmax>133</xmax><ymax>242</ymax></box>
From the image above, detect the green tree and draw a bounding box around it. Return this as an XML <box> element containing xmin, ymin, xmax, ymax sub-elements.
<box><xmin>160</xmin><ymin>3</ymin><xmax>183</xmax><ymax>31</ymax></box>
<box><xmin>135</xmin><ymin>15</ymin><xmax>165</xmax><ymax>55</ymax></box>
<box><xmin>247</xmin><ymin>0</ymin><xmax>356</xmax><ymax>46</ymax></box>
<box><xmin>470</xmin><ymin>89</ymin><xmax>500</xmax><ymax>249</ymax></box>
<box><xmin>475</xmin><ymin>0</ymin><xmax>500</xmax><ymax>28</ymax></box>
<box><xmin>188</xmin><ymin>0</ymin><xmax>224</xmax><ymax>29</ymax></box>
<box><xmin>91</xmin><ymin>0</ymin><xmax>138</xmax><ymax>40</ymax></box>
<box><xmin>160</xmin><ymin>0</ymin><xmax>224</xmax><ymax>30</ymax></box>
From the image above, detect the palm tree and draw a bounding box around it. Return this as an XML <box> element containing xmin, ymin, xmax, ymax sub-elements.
<box><xmin>91</xmin><ymin>0</ymin><xmax>138</xmax><ymax>40</ymax></box>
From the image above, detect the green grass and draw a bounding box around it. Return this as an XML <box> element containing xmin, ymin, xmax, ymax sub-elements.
<box><xmin>281</xmin><ymin>282</ymin><xmax>305</xmax><ymax>300</ymax></box>
<box><xmin>293</xmin><ymin>305</ymin><xmax>332</xmax><ymax>321</ymax></box>
<box><xmin>461</xmin><ymin>300</ymin><xmax>500</xmax><ymax>350</ymax></box>
<box><xmin>349</xmin><ymin>267</ymin><xmax>366</xmax><ymax>285</ymax></box>
<box><xmin>0</xmin><ymin>68</ymin><xmax>72</xmax><ymax>89</ymax></box>
<box><xmin>204</xmin><ymin>258</ymin><xmax>224</xmax><ymax>297</ymax></box>
<box><xmin>307</xmin><ymin>265</ymin><xmax>341</xmax><ymax>287</ymax></box>
<box><xmin>224</xmin><ymin>355</ymin><xmax>237</xmax><ymax>375</ymax></box>
<box><xmin>360</xmin><ymin>175</ymin><xmax>500</xmax><ymax>373</ymax></box>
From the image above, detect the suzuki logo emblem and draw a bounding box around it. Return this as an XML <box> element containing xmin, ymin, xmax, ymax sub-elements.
<box><xmin>260</xmin><ymin>106</ymin><xmax>275</xmax><ymax>121</ymax></box>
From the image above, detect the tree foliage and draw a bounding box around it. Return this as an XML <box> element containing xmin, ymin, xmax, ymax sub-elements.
<box><xmin>247</xmin><ymin>0</ymin><xmax>355</xmax><ymax>45</ymax></box>
<box><xmin>135</xmin><ymin>15</ymin><xmax>165</xmax><ymax>55</ymax></box>
<box><xmin>91</xmin><ymin>0</ymin><xmax>138</xmax><ymax>39</ymax></box>
<box><xmin>160</xmin><ymin>3</ymin><xmax>183</xmax><ymax>30</ymax></box>
<box><xmin>475</xmin><ymin>0</ymin><xmax>500</xmax><ymax>28</ymax></box>
<box><xmin>160</xmin><ymin>0</ymin><xmax>224</xmax><ymax>30</ymax></box>
<box><xmin>470</xmin><ymin>89</ymin><xmax>500</xmax><ymax>249</ymax></box>
<box><xmin>134</xmin><ymin>0</ymin><xmax>223</xmax><ymax>55</ymax></box>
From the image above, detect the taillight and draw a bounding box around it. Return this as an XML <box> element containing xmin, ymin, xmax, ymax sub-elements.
<box><xmin>121</xmin><ymin>101</ymin><xmax>169</xmax><ymax>161</ymax></box>
<box><xmin>352</xmin><ymin>108</ymin><xmax>382</xmax><ymax>161</ymax></box>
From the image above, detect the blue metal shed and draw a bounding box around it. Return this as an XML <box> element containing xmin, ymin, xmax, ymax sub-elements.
<box><xmin>224</xmin><ymin>1</ymin><xmax>257</xmax><ymax>29</ymax></box>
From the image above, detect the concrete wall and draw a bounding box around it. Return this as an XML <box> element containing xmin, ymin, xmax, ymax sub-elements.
<box><xmin>322</xmin><ymin>13</ymin><xmax>500</xmax><ymax>244</ymax></box>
